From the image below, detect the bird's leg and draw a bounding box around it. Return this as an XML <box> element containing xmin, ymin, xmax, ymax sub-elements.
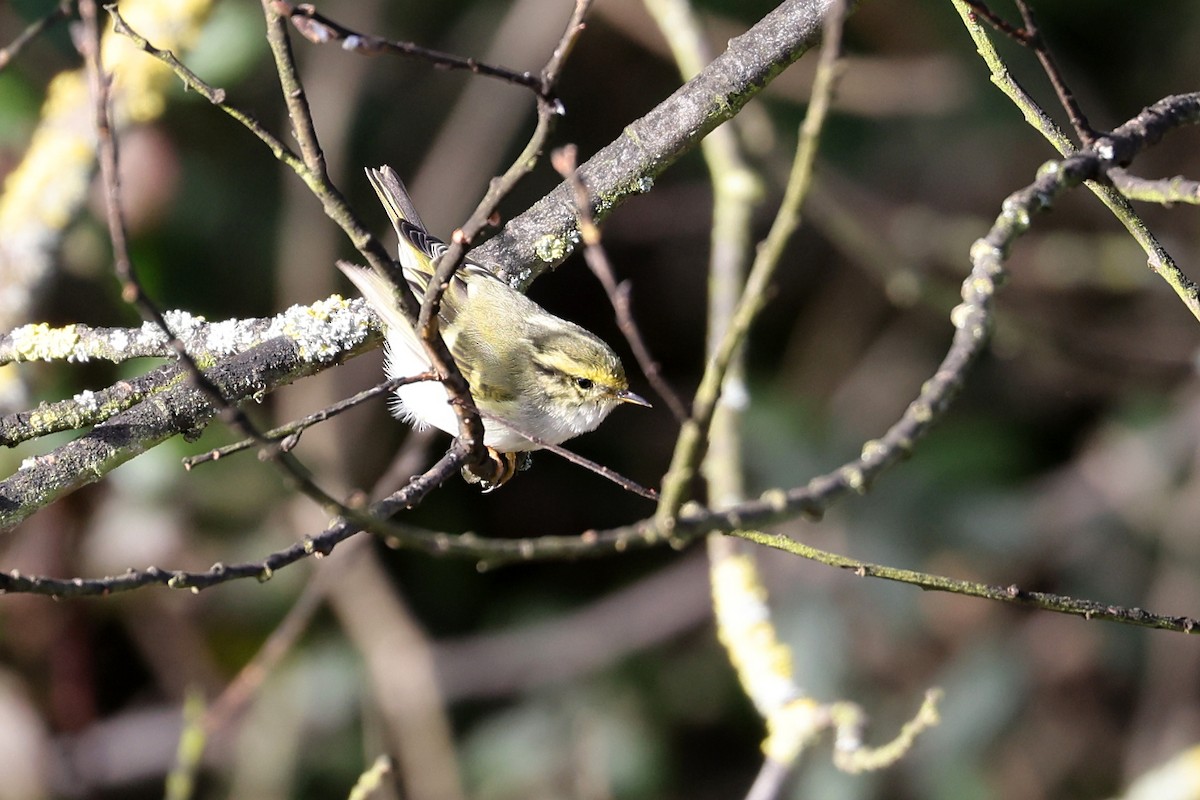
<box><xmin>461</xmin><ymin>448</ymin><xmax>525</xmax><ymax>491</ymax></box>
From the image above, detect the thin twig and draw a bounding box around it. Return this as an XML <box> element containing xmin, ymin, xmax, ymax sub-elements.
<box><xmin>1013</xmin><ymin>0</ymin><xmax>1095</xmax><ymax>144</ymax></box>
<box><xmin>473</xmin><ymin>405</ymin><xmax>658</xmax><ymax>500</ymax></box>
<box><xmin>654</xmin><ymin>0</ymin><xmax>847</xmax><ymax>527</ymax></box>
<box><xmin>410</xmin><ymin>0</ymin><xmax>592</xmax><ymax>484</ymax></box>
<box><xmin>275</xmin><ymin>1</ymin><xmax>555</xmax><ymax>103</ymax></box>
<box><xmin>107</xmin><ymin>4</ymin><xmax>426</xmax><ymax>322</ymax></box>
<box><xmin>959</xmin><ymin>0</ymin><xmax>1030</xmax><ymax>43</ymax></box>
<box><xmin>90</xmin><ymin>2</ymin><xmax>310</xmax><ymax>493</ymax></box>
<box><xmin>951</xmin><ymin>0</ymin><xmax>1200</xmax><ymax>322</ymax></box>
<box><xmin>181</xmin><ymin>373</ymin><xmax>436</xmax><ymax>468</ymax></box>
<box><xmin>261</xmin><ymin>0</ymin><xmax>327</xmax><ymax>178</ymax></box>
<box><xmin>731</xmin><ymin>529</ymin><xmax>1199</xmax><ymax>633</ymax></box>
<box><xmin>106</xmin><ymin>6</ymin><xmax>308</xmax><ymax>175</ymax></box>
<box><xmin>551</xmin><ymin>144</ymin><xmax>689</xmax><ymax>422</ymax></box>
<box><xmin>0</xmin><ymin>448</ymin><xmax>466</xmax><ymax>595</ymax></box>
<box><xmin>0</xmin><ymin>0</ymin><xmax>75</xmax><ymax>71</ymax></box>
<box><xmin>642</xmin><ymin>0</ymin><xmax>762</xmax><ymax>587</ymax></box>
<box><xmin>93</xmin><ymin>3</ymin><xmax>461</xmax><ymax>542</ymax></box>
<box><xmin>1109</xmin><ymin>168</ymin><xmax>1200</xmax><ymax>205</ymax></box>
<box><xmin>6</xmin><ymin>474</ymin><xmax>1200</xmax><ymax>633</ymax></box>
<box><xmin>696</xmin><ymin>2</ymin><xmax>851</xmax><ymax>790</ymax></box>
<box><xmin>83</xmin><ymin>2</ymin><xmax>243</xmax><ymax>420</ymax></box>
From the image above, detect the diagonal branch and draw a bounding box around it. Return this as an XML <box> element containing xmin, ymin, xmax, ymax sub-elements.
<box><xmin>0</xmin><ymin>0</ymin><xmax>75</xmax><ymax>71</ymax></box>
<box><xmin>951</xmin><ymin>0</ymin><xmax>1200</xmax><ymax>321</ymax></box>
<box><xmin>471</xmin><ymin>0</ymin><xmax>837</xmax><ymax>287</ymax></box>
<box><xmin>655</xmin><ymin>0</ymin><xmax>844</xmax><ymax>527</ymax></box>
<box><xmin>0</xmin><ymin>334</ymin><xmax>370</xmax><ymax>530</ymax></box>
<box><xmin>552</xmin><ymin>144</ymin><xmax>689</xmax><ymax>423</ymax></box>
<box><xmin>732</xmin><ymin>529</ymin><xmax>1199</xmax><ymax>634</ymax></box>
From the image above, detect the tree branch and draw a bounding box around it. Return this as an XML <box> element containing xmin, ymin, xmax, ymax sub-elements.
<box><xmin>0</xmin><ymin>332</ymin><xmax>373</xmax><ymax>530</ymax></box>
<box><xmin>470</xmin><ymin>0</ymin><xmax>838</xmax><ymax>286</ymax></box>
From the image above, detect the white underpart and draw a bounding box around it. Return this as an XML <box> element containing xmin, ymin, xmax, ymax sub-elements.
<box><xmin>341</xmin><ymin>262</ymin><xmax>618</xmax><ymax>452</ymax></box>
<box><xmin>385</xmin><ymin>333</ymin><xmax>616</xmax><ymax>451</ymax></box>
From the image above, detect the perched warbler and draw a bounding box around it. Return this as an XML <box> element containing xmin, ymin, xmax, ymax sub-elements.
<box><xmin>338</xmin><ymin>166</ymin><xmax>650</xmax><ymax>487</ymax></box>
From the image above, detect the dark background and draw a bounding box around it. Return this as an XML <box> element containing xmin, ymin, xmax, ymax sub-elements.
<box><xmin>1</xmin><ymin>0</ymin><xmax>1199</xmax><ymax>798</ymax></box>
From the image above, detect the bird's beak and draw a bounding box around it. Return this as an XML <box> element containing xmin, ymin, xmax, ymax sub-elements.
<box><xmin>618</xmin><ymin>389</ymin><xmax>652</xmax><ymax>408</ymax></box>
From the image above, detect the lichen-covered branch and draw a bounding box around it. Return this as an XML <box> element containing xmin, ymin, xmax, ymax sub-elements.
<box><xmin>0</xmin><ymin>298</ymin><xmax>382</xmax><ymax>529</ymax></box>
<box><xmin>0</xmin><ymin>297</ymin><xmax>375</xmax><ymax>446</ymax></box>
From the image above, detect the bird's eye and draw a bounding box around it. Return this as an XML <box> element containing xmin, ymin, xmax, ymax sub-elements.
<box><xmin>575</xmin><ymin>377</ymin><xmax>594</xmax><ymax>391</ymax></box>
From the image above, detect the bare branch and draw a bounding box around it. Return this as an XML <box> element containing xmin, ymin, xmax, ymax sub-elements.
<box><xmin>471</xmin><ymin>0</ymin><xmax>837</xmax><ymax>286</ymax></box>
<box><xmin>1110</xmin><ymin>168</ymin><xmax>1200</xmax><ymax>205</ymax></box>
<box><xmin>275</xmin><ymin>1</ymin><xmax>555</xmax><ymax>102</ymax></box>
<box><xmin>655</xmin><ymin>0</ymin><xmax>846</xmax><ymax>526</ymax></box>
<box><xmin>408</xmin><ymin>0</ymin><xmax>593</xmax><ymax>484</ymax></box>
<box><xmin>951</xmin><ymin>0</ymin><xmax>1200</xmax><ymax>321</ymax></box>
<box><xmin>0</xmin><ymin>0</ymin><xmax>74</xmax><ymax>72</ymax></box>
<box><xmin>260</xmin><ymin>0</ymin><xmax>327</xmax><ymax>178</ymax></box>
<box><xmin>0</xmin><ymin>334</ymin><xmax>371</xmax><ymax>530</ymax></box>
<box><xmin>551</xmin><ymin>144</ymin><xmax>690</xmax><ymax>423</ymax></box>
<box><xmin>1012</xmin><ymin>0</ymin><xmax>1096</xmax><ymax>144</ymax></box>
<box><xmin>181</xmin><ymin>373</ymin><xmax>434</xmax><ymax>469</ymax></box>
<box><xmin>732</xmin><ymin>529</ymin><xmax>1200</xmax><ymax>634</ymax></box>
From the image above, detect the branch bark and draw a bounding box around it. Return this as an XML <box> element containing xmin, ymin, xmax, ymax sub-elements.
<box><xmin>0</xmin><ymin>330</ymin><xmax>376</xmax><ymax>530</ymax></box>
<box><xmin>471</xmin><ymin>0</ymin><xmax>837</xmax><ymax>286</ymax></box>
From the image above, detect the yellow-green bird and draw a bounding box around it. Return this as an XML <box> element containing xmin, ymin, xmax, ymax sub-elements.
<box><xmin>338</xmin><ymin>166</ymin><xmax>649</xmax><ymax>486</ymax></box>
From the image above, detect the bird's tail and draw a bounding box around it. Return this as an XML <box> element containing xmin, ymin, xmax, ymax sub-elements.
<box><xmin>365</xmin><ymin>166</ymin><xmax>451</xmax><ymax>290</ymax></box>
<box><xmin>366</xmin><ymin>165</ymin><xmax>426</xmax><ymax>230</ymax></box>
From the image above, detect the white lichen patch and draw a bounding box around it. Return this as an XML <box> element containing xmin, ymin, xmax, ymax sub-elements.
<box><xmin>127</xmin><ymin>312</ymin><xmax>207</xmax><ymax>357</ymax></box>
<box><xmin>9</xmin><ymin>323</ymin><xmax>80</xmax><ymax>362</ymax></box>
<box><xmin>201</xmin><ymin>318</ymin><xmax>244</xmax><ymax>356</ymax></box>
<box><xmin>104</xmin><ymin>328</ymin><xmax>131</xmax><ymax>357</ymax></box>
<box><xmin>161</xmin><ymin>310</ymin><xmax>204</xmax><ymax>338</ymax></box>
<box><xmin>506</xmin><ymin>267</ymin><xmax>533</xmax><ymax>291</ymax></box>
<box><xmin>273</xmin><ymin>295</ymin><xmax>364</xmax><ymax>362</ymax></box>
<box><xmin>72</xmin><ymin>389</ymin><xmax>99</xmax><ymax>412</ymax></box>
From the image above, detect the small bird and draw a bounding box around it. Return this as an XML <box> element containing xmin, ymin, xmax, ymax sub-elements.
<box><xmin>338</xmin><ymin>166</ymin><xmax>650</xmax><ymax>488</ymax></box>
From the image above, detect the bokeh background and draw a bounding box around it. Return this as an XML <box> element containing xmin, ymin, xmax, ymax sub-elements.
<box><xmin>1</xmin><ymin>0</ymin><xmax>1200</xmax><ymax>798</ymax></box>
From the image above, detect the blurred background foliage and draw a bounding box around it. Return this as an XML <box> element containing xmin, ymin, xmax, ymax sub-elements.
<box><xmin>1</xmin><ymin>0</ymin><xmax>1200</xmax><ymax>798</ymax></box>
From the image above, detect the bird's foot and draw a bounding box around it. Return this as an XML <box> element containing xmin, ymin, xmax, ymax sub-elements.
<box><xmin>462</xmin><ymin>449</ymin><xmax>531</xmax><ymax>491</ymax></box>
